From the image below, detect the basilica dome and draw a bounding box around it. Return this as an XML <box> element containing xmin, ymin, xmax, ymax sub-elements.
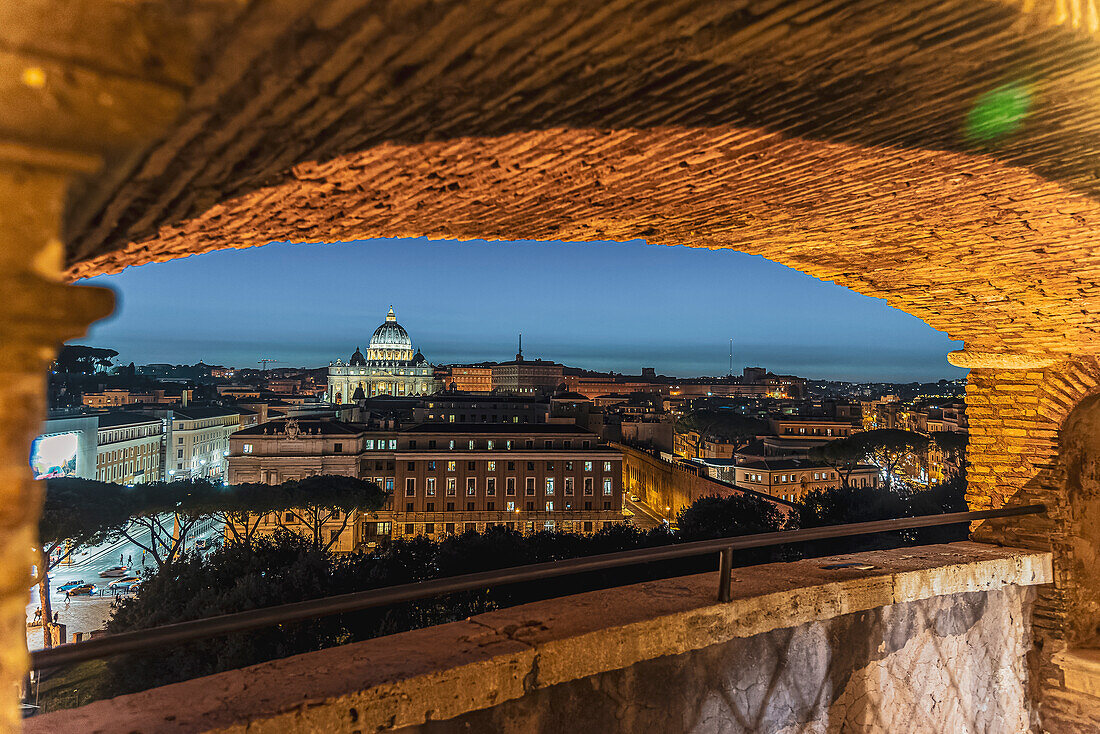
<box><xmin>369</xmin><ymin>308</ymin><xmax>413</xmax><ymax>350</ymax></box>
<box><xmin>328</xmin><ymin>306</ymin><xmax>440</xmax><ymax>402</ymax></box>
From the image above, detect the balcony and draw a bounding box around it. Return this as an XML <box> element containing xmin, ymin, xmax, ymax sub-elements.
<box><xmin>26</xmin><ymin>542</ymin><xmax>1049</xmax><ymax>732</ymax></box>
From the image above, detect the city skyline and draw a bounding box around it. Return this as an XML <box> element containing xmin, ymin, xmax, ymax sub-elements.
<box><xmin>75</xmin><ymin>237</ymin><xmax>966</xmax><ymax>382</ymax></box>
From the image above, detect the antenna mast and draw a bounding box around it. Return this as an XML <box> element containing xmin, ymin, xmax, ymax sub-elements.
<box><xmin>258</xmin><ymin>358</ymin><xmax>279</xmax><ymax>372</ymax></box>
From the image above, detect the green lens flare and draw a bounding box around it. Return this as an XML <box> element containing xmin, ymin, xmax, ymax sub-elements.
<box><xmin>965</xmin><ymin>82</ymin><xmax>1031</xmax><ymax>144</ymax></box>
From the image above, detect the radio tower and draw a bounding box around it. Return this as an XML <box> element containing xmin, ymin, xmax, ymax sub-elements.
<box><xmin>728</xmin><ymin>339</ymin><xmax>733</xmax><ymax>377</ymax></box>
<box><xmin>257</xmin><ymin>358</ymin><xmax>279</xmax><ymax>372</ymax></box>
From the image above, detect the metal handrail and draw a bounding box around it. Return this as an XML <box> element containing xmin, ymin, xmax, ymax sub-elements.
<box><xmin>30</xmin><ymin>504</ymin><xmax>1044</xmax><ymax>670</ymax></box>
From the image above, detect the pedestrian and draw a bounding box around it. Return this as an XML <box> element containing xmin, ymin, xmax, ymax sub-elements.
<box><xmin>120</xmin><ymin>553</ymin><xmax>123</xmax><ymax>565</ymax></box>
<box><xmin>127</xmin><ymin>554</ymin><xmax>132</xmax><ymax>566</ymax></box>
<box><xmin>64</xmin><ymin>593</ymin><xmax>70</xmax><ymax>608</ymax></box>
<box><xmin>32</xmin><ymin>608</ymin><xmax>40</xmax><ymax>624</ymax></box>
<box><xmin>141</xmin><ymin>551</ymin><xmax>146</xmax><ymax>565</ymax></box>
<box><xmin>52</xmin><ymin>611</ymin><xmax>58</xmax><ymax>625</ymax></box>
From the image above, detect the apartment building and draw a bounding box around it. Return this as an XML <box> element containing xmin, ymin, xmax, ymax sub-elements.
<box><xmin>95</xmin><ymin>412</ymin><xmax>163</xmax><ymax>484</ymax></box>
<box><xmin>768</xmin><ymin>416</ymin><xmax>859</xmax><ymax>440</ymax></box>
<box><xmin>444</xmin><ymin>365</ymin><xmax>494</xmax><ymax>392</ymax></box>
<box><xmin>227</xmin><ymin>420</ymin><xmax>624</xmax><ymax>549</ymax></box>
<box><xmin>411</xmin><ymin>395</ymin><xmax>549</xmax><ymax>424</ymax></box>
<box><xmin>490</xmin><ymin>357</ymin><xmax>565</xmax><ymax>395</ymax></box>
<box><xmin>156</xmin><ymin>406</ymin><xmax>243</xmax><ymax>480</ymax></box>
<box><xmin>735</xmin><ymin>458</ymin><xmax>880</xmax><ymax>502</ymax></box>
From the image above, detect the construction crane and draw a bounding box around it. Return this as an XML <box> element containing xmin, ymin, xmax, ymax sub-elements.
<box><xmin>257</xmin><ymin>358</ymin><xmax>279</xmax><ymax>372</ymax></box>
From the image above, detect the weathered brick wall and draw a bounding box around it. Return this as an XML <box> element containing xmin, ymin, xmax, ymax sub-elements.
<box><xmin>966</xmin><ymin>357</ymin><xmax>1100</xmax><ymax>731</ymax></box>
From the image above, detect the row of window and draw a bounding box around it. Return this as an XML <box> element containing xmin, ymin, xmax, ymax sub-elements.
<box><xmin>394</xmin><ymin>519</ymin><xmax>616</xmax><ymax>536</ymax></box>
<box><xmin>780</xmin><ymin>427</ymin><xmax>850</xmax><ymax>436</ymax></box>
<box><xmin>417</xmin><ymin>459</ymin><xmax>612</xmax><ymax>473</ymax></box>
<box><xmin>98</xmin><ymin>444</ymin><xmax>155</xmax><ymax>464</ymax></box>
<box><xmin>404</xmin><ymin>476</ymin><xmax>615</xmax><ymax>497</ymax></box>
<box><xmin>239</xmin><ymin>438</ymin><xmax>598</xmax><ymax>454</ymax></box>
<box><xmin>99</xmin><ymin>425</ymin><xmax>159</xmax><ymax>444</ymax></box>
<box><xmin>400</xmin><ymin>500</ymin><xmax>617</xmax><ymax>514</ymax></box>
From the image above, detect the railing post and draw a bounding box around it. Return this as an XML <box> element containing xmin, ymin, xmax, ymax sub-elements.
<box><xmin>717</xmin><ymin>547</ymin><xmax>733</xmax><ymax>602</ymax></box>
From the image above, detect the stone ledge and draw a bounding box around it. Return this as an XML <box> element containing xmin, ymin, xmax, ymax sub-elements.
<box><xmin>26</xmin><ymin>542</ymin><xmax>1051</xmax><ymax>734</ymax></box>
<box><xmin>1053</xmin><ymin>649</ymin><xmax>1100</xmax><ymax>700</ymax></box>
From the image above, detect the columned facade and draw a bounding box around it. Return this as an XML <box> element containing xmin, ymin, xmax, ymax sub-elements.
<box><xmin>327</xmin><ymin>308</ymin><xmax>440</xmax><ymax>402</ymax></box>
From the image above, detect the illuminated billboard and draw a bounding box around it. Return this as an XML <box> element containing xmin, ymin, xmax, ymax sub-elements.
<box><xmin>30</xmin><ymin>433</ymin><xmax>79</xmax><ymax>480</ymax></box>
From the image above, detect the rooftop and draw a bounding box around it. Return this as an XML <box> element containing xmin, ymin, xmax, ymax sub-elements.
<box><xmin>737</xmin><ymin>457</ymin><xmax>878</xmax><ymax>472</ymax></box>
<box><xmin>95</xmin><ymin>411</ymin><xmax>161</xmax><ymax>428</ymax></box>
<box><xmin>233</xmin><ymin>420</ymin><xmax>366</xmax><ymax>437</ymax></box>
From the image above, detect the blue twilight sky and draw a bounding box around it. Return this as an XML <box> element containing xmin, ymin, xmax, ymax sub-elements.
<box><xmin>74</xmin><ymin>238</ymin><xmax>965</xmax><ymax>382</ymax></box>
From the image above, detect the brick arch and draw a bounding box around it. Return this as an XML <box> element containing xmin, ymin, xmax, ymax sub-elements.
<box><xmin>69</xmin><ymin>125</ymin><xmax>1100</xmax><ymax>361</ymax></box>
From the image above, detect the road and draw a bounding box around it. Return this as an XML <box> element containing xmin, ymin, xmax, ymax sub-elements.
<box><xmin>625</xmin><ymin>498</ymin><xmax>676</xmax><ymax>532</ymax></box>
<box><xmin>26</xmin><ymin>516</ymin><xmax>222</xmax><ymax>650</ymax></box>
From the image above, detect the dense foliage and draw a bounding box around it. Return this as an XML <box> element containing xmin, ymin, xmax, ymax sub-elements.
<box><xmin>94</xmin><ymin>474</ymin><xmax>969</xmax><ymax>698</ymax></box>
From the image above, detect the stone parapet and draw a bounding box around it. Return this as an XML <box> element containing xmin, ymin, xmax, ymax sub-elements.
<box><xmin>27</xmin><ymin>542</ymin><xmax>1050</xmax><ymax>733</ymax></box>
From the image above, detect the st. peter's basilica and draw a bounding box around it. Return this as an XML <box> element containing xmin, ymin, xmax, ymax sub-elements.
<box><xmin>327</xmin><ymin>308</ymin><xmax>441</xmax><ymax>402</ymax></box>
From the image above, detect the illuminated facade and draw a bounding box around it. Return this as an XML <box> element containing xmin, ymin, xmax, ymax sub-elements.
<box><xmin>328</xmin><ymin>308</ymin><xmax>441</xmax><ymax>402</ymax></box>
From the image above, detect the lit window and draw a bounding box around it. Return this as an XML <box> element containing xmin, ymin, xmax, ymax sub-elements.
<box><xmin>447</xmin><ymin>478</ymin><xmax>456</xmax><ymax>496</ymax></box>
<box><xmin>467</xmin><ymin>478</ymin><xmax>476</xmax><ymax>496</ymax></box>
<box><xmin>584</xmin><ymin>461</ymin><xmax>593</xmax><ymax>472</ymax></box>
<box><xmin>447</xmin><ymin>461</ymin><xmax>456</xmax><ymax>472</ymax></box>
<box><xmin>545</xmin><ymin>478</ymin><xmax>555</xmax><ymax>495</ymax></box>
<box><xmin>488</xmin><ymin>461</ymin><xmax>496</xmax><ymax>471</ymax></box>
<box><xmin>603</xmin><ymin>479</ymin><xmax>612</xmax><ymax>496</ymax></box>
<box><xmin>426</xmin><ymin>477</ymin><xmax>436</xmax><ymax>496</ymax></box>
<box><xmin>546</xmin><ymin>501</ymin><xmax>554</xmax><ymax>512</ymax></box>
<box><xmin>603</xmin><ymin>461</ymin><xmax>612</xmax><ymax>472</ymax></box>
<box><xmin>487</xmin><ymin>440</ymin><xmax>494</xmax><ymax>450</ymax></box>
<box><xmin>243</xmin><ymin>444</ymin><xmax>253</xmax><ymax>453</ymax></box>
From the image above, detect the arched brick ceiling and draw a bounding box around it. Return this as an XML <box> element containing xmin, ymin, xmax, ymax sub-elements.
<box><xmin>54</xmin><ymin>0</ymin><xmax>1100</xmax><ymax>356</ymax></box>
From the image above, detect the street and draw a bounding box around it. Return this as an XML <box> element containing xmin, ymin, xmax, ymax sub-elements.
<box><xmin>625</xmin><ymin>498</ymin><xmax>675</xmax><ymax>532</ymax></box>
<box><xmin>26</xmin><ymin>517</ymin><xmax>222</xmax><ymax>650</ymax></box>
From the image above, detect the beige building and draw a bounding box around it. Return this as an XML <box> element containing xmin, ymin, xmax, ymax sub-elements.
<box><xmin>95</xmin><ymin>412</ymin><xmax>163</xmax><ymax>484</ymax></box>
<box><xmin>735</xmin><ymin>458</ymin><xmax>880</xmax><ymax>503</ymax></box>
<box><xmin>228</xmin><ymin>421</ymin><xmax>624</xmax><ymax>549</ymax></box>
<box><xmin>768</xmin><ymin>416</ymin><xmax>860</xmax><ymax>440</ymax></box>
<box><xmin>161</xmin><ymin>406</ymin><xmax>242</xmax><ymax>481</ymax></box>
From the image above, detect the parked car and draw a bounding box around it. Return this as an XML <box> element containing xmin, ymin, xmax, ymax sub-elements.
<box><xmin>55</xmin><ymin>580</ymin><xmax>85</xmax><ymax>593</ymax></box>
<box><xmin>99</xmin><ymin>566</ymin><xmax>128</xmax><ymax>578</ymax></box>
<box><xmin>66</xmin><ymin>584</ymin><xmax>97</xmax><ymax>596</ymax></box>
<box><xmin>108</xmin><ymin>576</ymin><xmax>141</xmax><ymax>591</ymax></box>
<box><xmin>629</xmin><ymin>494</ymin><xmax>640</xmax><ymax>502</ymax></box>
<box><xmin>194</xmin><ymin>538</ymin><xmax>207</xmax><ymax>550</ymax></box>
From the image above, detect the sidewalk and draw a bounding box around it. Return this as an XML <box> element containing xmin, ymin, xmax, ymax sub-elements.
<box><xmin>26</xmin><ymin>596</ymin><xmax>114</xmax><ymax>652</ymax></box>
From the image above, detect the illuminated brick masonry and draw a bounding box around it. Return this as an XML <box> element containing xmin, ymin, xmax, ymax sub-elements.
<box><xmin>4</xmin><ymin>0</ymin><xmax>1100</xmax><ymax>727</ymax></box>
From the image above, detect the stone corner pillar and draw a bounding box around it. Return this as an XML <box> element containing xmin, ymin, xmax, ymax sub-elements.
<box><xmin>952</xmin><ymin>348</ymin><xmax>1100</xmax><ymax>732</ymax></box>
<box><xmin>0</xmin><ymin>149</ymin><xmax>113</xmax><ymax>728</ymax></box>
